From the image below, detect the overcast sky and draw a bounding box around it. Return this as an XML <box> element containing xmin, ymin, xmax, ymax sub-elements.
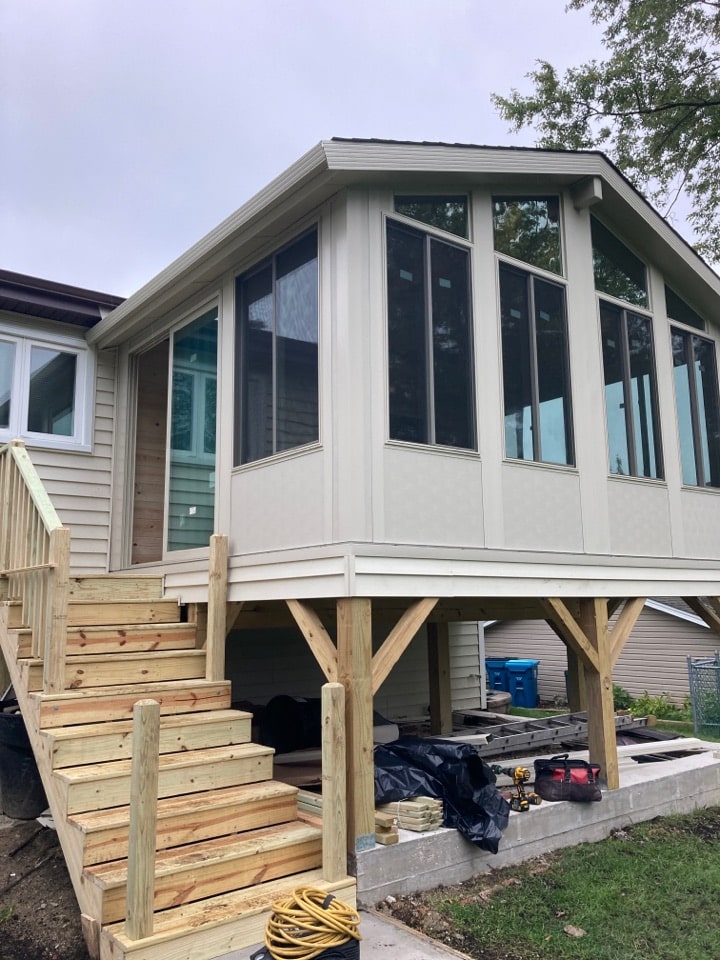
<box><xmin>2</xmin><ymin>1</ymin><xmax>615</xmax><ymax>297</ymax></box>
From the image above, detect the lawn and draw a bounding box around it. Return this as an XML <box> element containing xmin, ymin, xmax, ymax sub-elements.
<box><xmin>383</xmin><ymin>806</ymin><xmax>720</xmax><ymax>960</ymax></box>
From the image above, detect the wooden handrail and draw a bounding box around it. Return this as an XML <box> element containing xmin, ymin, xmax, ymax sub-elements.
<box><xmin>0</xmin><ymin>440</ymin><xmax>71</xmax><ymax>692</ymax></box>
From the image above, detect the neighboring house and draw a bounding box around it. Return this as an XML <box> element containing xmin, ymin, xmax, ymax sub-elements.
<box><xmin>485</xmin><ymin>599</ymin><xmax>713</xmax><ymax>705</ymax></box>
<box><xmin>6</xmin><ymin>139</ymin><xmax>720</xmax><ymax>957</ymax></box>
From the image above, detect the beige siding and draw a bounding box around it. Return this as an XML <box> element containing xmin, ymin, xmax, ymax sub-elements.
<box><xmin>29</xmin><ymin>348</ymin><xmax>116</xmax><ymax>574</ymax></box>
<box><xmin>485</xmin><ymin>606</ymin><xmax>714</xmax><ymax>705</ymax></box>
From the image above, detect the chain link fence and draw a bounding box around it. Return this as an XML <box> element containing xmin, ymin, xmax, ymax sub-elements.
<box><xmin>687</xmin><ymin>652</ymin><xmax>720</xmax><ymax>735</ymax></box>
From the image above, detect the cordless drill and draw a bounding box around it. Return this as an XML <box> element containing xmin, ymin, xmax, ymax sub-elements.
<box><xmin>491</xmin><ymin>764</ymin><xmax>543</xmax><ymax>812</ymax></box>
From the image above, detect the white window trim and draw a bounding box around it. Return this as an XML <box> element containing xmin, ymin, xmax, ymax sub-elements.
<box><xmin>0</xmin><ymin>320</ymin><xmax>95</xmax><ymax>452</ymax></box>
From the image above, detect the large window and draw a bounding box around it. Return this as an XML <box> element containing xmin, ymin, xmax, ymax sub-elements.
<box><xmin>600</xmin><ymin>302</ymin><xmax>662</xmax><ymax>478</ymax></box>
<box><xmin>499</xmin><ymin>263</ymin><xmax>573</xmax><ymax>465</ymax></box>
<box><xmin>672</xmin><ymin>328</ymin><xmax>720</xmax><ymax>487</ymax></box>
<box><xmin>493</xmin><ymin>197</ymin><xmax>562</xmax><ymax>275</ymax></box>
<box><xmin>236</xmin><ymin>229</ymin><xmax>319</xmax><ymax>465</ymax></box>
<box><xmin>386</xmin><ymin>219</ymin><xmax>475</xmax><ymax>449</ymax></box>
<box><xmin>0</xmin><ymin>325</ymin><xmax>92</xmax><ymax>450</ymax></box>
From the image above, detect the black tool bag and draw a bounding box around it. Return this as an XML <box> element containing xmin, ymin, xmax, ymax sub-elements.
<box><xmin>533</xmin><ymin>754</ymin><xmax>602</xmax><ymax>802</ymax></box>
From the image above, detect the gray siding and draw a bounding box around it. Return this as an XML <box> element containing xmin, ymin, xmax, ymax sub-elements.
<box><xmin>485</xmin><ymin>606</ymin><xmax>714</xmax><ymax>705</ymax></box>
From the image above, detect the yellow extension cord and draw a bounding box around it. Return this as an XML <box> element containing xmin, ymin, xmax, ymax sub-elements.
<box><xmin>264</xmin><ymin>886</ymin><xmax>362</xmax><ymax>960</ymax></box>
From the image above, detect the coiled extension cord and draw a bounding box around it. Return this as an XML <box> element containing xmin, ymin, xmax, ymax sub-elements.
<box><xmin>264</xmin><ymin>886</ymin><xmax>362</xmax><ymax>960</ymax></box>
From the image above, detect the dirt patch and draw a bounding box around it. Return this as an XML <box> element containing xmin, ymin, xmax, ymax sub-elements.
<box><xmin>0</xmin><ymin>816</ymin><xmax>87</xmax><ymax>960</ymax></box>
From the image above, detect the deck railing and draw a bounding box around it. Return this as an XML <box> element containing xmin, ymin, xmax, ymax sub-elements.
<box><xmin>0</xmin><ymin>440</ymin><xmax>70</xmax><ymax>692</ymax></box>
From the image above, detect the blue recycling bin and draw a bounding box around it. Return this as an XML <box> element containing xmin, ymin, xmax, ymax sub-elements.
<box><xmin>485</xmin><ymin>657</ymin><xmax>511</xmax><ymax>691</ymax></box>
<box><xmin>507</xmin><ymin>659</ymin><xmax>540</xmax><ymax>708</ymax></box>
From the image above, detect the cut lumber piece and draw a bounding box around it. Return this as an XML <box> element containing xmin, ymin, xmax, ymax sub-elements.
<box><xmin>66</xmin><ymin>599</ymin><xmax>181</xmax><ymax>627</ymax></box>
<box><xmin>83</xmin><ymin>822</ymin><xmax>323</xmax><ymax>923</ymax></box>
<box><xmin>375</xmin><ymin>829</ymin><xmax>398</xmax><ymax>845</ymax></box>
<box><xmin>31</xmin><ymin>680</ymin><xmax>232</xmax><ymax>728</ymax></box>
<box><xmin>67</xmin><ymin>576</ymin><xmax>164</xmax><ymax>602</ymax></box>
<box><xmin>15</xmin><ymin>622</ymin><xmax>198</xmax><ymax>659</ymax></box>
<box><xmin>69</xmin><ymin>780</ymin><xmax>299</xmax><ymax>867</ymax></box>
<box><xmin>20</xmin><ymin>650</ymin><xmax>207</xmax><ymax>692</ymax></box>
<box><xmin>56</xmin><ymin>743</ymin><xmax>275</xmax><ymax>814</ymax></box>
<box><xmin>43</xmin><ymin>709</ymin><xmax>253</xmax><ymax>769</ymax></box>
<box><xmin>99</xmin><ymin>872</ymin><xmax>356</xmax><ymax>960</ymax></box>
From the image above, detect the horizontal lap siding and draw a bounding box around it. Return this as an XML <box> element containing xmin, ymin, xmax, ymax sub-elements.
<box><xmin>29</xmin><ymin>349</ymin><xmax>116</xmax><ymax>574</ymax></box>
<box><xmin>485</xmin><ymin>607</ymin><xmax>715</xmax><ymax>705</ymax></box>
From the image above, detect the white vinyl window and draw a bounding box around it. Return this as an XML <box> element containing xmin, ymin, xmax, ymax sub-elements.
<box><xmin>0</xmin><ymin>323</ymin><xmax>94</xmax><ymax>451</ymax></box>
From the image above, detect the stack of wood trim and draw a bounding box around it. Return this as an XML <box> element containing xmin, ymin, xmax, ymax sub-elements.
<box><xmin>375</xmin><ymin>796</ymin><xmax>443</xmax><ymax>832</ymax></box>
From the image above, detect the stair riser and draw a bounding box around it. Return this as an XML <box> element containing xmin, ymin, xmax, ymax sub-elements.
<box><xmin>61</xmin><ymin>751</ymin><xmax>274</xmax><ymax>814</ymax></box>
<box><xmin>23</xmin><ymin>653</ymin><xmax>206</xmax><ymax>692</ymax></box>
<box><xmin>67</xmin><ymin>601</ymin><xmax>181</xmax><ymax>626</ymax></box>
<box><xmin>17</xmin><ymin>626</ymin><xmax>198</xmax><ymax>658</ymax></box>
<box><xmin>47</xmin><ymin>716</ymin><xmax>252</xmax><ymax>769</ymax></box>
<box><xmin>36</xmin><ymin>683</ymin><xmax>232</xmax><ymax>728</ymax></box>
<box><xmin>67</xmin><ymin>577</ymin><xmax>164</xmax><ymax>601</ymax></box>
<box><xmin>76</xmin><ymin>791</ymin><xmax>299</xmax><ymax>867</ymax></box>
<box><xmin>87</xmin><ymin>837</ymin><xmax>322</xmax><ymax>924</ymax></box>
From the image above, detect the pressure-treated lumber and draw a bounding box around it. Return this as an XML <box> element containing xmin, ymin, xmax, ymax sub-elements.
<box><xmin>125</xmin><ymin>699</ymin><xmax>160</xmax><ymax>941</ymax></box>
<box><xmin>427</xmin><ymin>621</ymin><xmax>452</xmax><ymax>735</ymax></box>
<box><xmin>321</xmin><ymin>682</ymin><xmax>346</xmax><ymax>881</ymax></box>
<box><xmin>20</xmin><ymin>649</ymin><xmax>208</xmax><ymax>692</ymax></box>
<box><xmin>371</xmin><ymin>597</ymin><xmax>438</xmax><ymax>695</ymax></box>
<box><xmin>205</xmin><ymin>534</ymin><xmax>228</xmax><ymax>682</ymax></box>
<box><xmin>580</xmin><ymin>598</ymin><xmax>619</xmax><ymax>790</ymax></box>
<box><xmin>287</xmin><ymin>599</ymin><xmax>338</xmax><ymax>682</ymax></box>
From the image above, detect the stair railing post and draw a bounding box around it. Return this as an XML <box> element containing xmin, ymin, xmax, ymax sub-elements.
<box><xmin>321</xmin><ymin>682</ymin><xmax>347</xmax><ymax>881</ymax></box>
<box><xmin>126</xmin><ymin>699</ymin><xmax>161</xmax><ymax>942</ymax></box>
<box><xmin>206</xmin><ymin>533</ymin><xmax>228</xmax><ymax>681</ymax></box>
<box><xmin>44</xmin><ymin>526</ymin><xmax>70</xmax><ymax>693</ymax></box>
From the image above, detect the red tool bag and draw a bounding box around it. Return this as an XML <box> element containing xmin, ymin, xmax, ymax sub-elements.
<box><xmin>533</xmin><ymin>754</ymin><xmax>602</xmax><ymax>802</ymax></box>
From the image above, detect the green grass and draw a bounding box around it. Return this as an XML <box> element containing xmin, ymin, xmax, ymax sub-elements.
<box><xmin>414</xmin><ymin>807</ymin><xmax>720</xmax><ymax>960</ymax></box>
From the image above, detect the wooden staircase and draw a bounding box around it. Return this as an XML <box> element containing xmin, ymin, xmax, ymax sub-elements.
<box><xmin>0</xmin><ymin>574</ymin><xmax>355</xmax><ymax>960</ymax></box>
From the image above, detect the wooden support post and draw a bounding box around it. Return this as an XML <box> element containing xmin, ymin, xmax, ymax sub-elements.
<box><xmin>336</xmin><ymin>598</ymin><xmax>375</xmax><ymax>854</ymax></box>
<box><xmin>206</xmin><ymin>534</ymin><xmax>228</xmax><ymax>681</ymax></box>
<box><xmin>125</xmin><ymin>699</ymin><xmax>160</xmax><ymax>941</ymax></box>
<box><xmin>427</xmin><ymin>621</ymin><xmax>452</xmax><ymax>735</ymax></box>
<box><xmin>565</xmin><ymin>648</ymin><xmax>586</xmax><ymax>712</ymax></box>
<box><xmin>579</xmin><ymin>598</ymin><xmax>619</xmax><ymax>790</ymax></box>
<box><xmin>321</xmin><ymin>682</ymin><xmax>346</xmax><ymax>881</ymax></box>
<box><xmin>44</xmin><ymin>526</ymin><xmax>70</xmax><ymax>694</ymax></box>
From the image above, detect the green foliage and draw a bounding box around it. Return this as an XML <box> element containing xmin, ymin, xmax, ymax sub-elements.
<box><xmin>612</xmin><ymin>683</ymin><xmax>634</xmax><ymax>710</ymax></box>
<box><xmin>417</xmin><ymin>807</ymin><xmax>720</xmax><ymax>959</ymax></box>
<box><xmin>492</xmin><ymin>0</ymin><xmax>720</xmax><ymax>262</ymax></box>
<box><xmin>628</xmin><ymin>690</ymin><xmax>690</xmax><ymax>721</ymax></box>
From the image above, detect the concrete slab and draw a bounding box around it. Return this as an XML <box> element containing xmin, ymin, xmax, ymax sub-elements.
<box><xmin>217</xmin><ymin>909</ymin><xmax>471</xmax><ymax>960</ymax></box>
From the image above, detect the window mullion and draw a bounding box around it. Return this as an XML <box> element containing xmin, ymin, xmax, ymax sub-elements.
<box><xmin>620</xmin><ymin>310</ymin><xmax>638</xmax><ymax>476</ymax></box>
<box><xmin>528</xmin><ymin>275</ymin><xmax>541</xmax><ymax>461</ymax></box>
<box><xmin>425</xmin><ymin>235</ymin><xmax>436</xmax><ymax>445</ymax></box>
<box><xmin>687</xmin><ymin>335</ymin><xmax>705</xmax><ymax>486</ymax></box>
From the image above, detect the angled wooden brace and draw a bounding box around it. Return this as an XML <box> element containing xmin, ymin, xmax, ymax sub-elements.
<box><xmin>286</xmin><ymin>599</ymin><xmax>338</xmax><ymax>683</ymax></box>
<box><xmin>371</xmin><ymin>597</ymin><xmax>439</xmax><ymax>695</ymax></box>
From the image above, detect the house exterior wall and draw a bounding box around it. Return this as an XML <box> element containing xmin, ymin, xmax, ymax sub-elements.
<box><xmin>30</xmin><ymin>346</ymin><xmax>116</xmax><ymax>572</ymax></box>
<box><xmin>484</xmin><ymin>607</ymin><xmax>713</xmax><ymax>705</ymax></box>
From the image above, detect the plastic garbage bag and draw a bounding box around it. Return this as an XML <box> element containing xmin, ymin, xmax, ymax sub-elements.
<box><xmin>374</xmin><ymin>736</ymin><xmax>510</xmax><ymax>853</ymax></box>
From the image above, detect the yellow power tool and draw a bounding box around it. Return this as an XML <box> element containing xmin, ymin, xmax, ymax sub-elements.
<box><xmin>491</xmin><ymin>764</ymin><xmax>543</xmax><ymax>812</ymax></box>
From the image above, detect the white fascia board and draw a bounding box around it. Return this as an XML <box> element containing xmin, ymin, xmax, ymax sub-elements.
<box><xmin>645</xmin><ymin>598</ymin><xmax>709</xmax><ymax>628</ymax></box>
<box><xmin>91</xmin><ymin>139</ymin><xmax>720</xmax><ymax>348</ymax></box>
<box><xmin>89</xmin><ymin>141</ymin><xmax>331</xmax><ymax>347</ymax></box>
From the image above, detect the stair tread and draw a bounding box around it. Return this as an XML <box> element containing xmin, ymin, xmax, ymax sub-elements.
<box><xmin>55</xmin><ymin>742</ymin><xmax>274</xmax><ymax>783</ymax></box>
<box><xmin>86</xmin><ymin>821</ymin><xmax>321</xmax><ymax>886</ymax></box>
<box><xmin>33</xmin><ymin>679</ymin><xmax>230</xmax><ymax>703</ymax></box>
<box><xmin>69</xmin><ymin>781</ymin><xmax>298</xmax><ymax>833</ymax></box>
<box><xmin>102</xmin><ymin>872</ymin><xmax>356</xmax><ymax>954</ymax></box>
<box><xmin>22</xmin><ymin>649</ymin><xmax>205</xmax><ymax>666</ymax></box>
<box><xmin>44</xmin><ymin>709</ymin><xmax>253</xmax><ymax>743</ymax></box>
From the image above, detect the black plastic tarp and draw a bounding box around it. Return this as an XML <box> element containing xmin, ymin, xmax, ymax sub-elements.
<box><xmin>374</xmin><ymin>736</ymin><xmax>510</xmax><ymax>853</ymax></box>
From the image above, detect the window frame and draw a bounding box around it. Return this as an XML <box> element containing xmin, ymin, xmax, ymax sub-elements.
<box><xmin>497</xmin><ymin>258</ymin><xmax>575</xmax><ymax>467</ymax></box>
<box><xmin>0</xmin><ymin>318</ymin><xmax>95</xmax><ymax>452</ymax></box>
<box><xmin>671</xmin><ymin>324</ymin><xmax>720</xmax><ymax>488</ymax></box>
<box><xmin>599</xmin><ymin>299</ymin><xmax>663</xmax><ymax>480</ymax></box>
<box><xmin>234</xmin><ymin>226</ymin><xmax>320</xmax><ymax>467</ymax></box>
<box><xmin>385</xmin><ymin>215</ymin><xmax>477</xmax><ymax>451</ymax></box>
